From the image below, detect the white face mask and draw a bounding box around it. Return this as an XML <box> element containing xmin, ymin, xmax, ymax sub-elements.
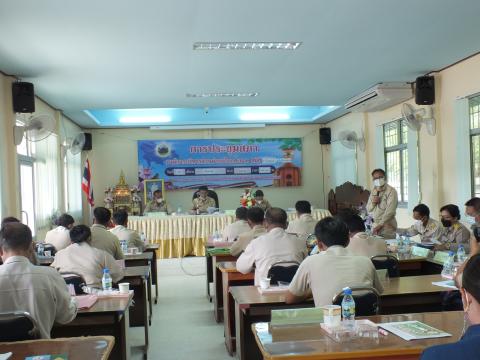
<box><xmin>373</xmin><ymin>178</ymin><xmax>385</xmax><ymax>187</ymax></box>
<box><xmin>257</xmin><ymin>200</ymin><xmax>263</xmax><ymax>204</ymax></box>
<box><xmin>156</xmin><ymin>198</ymin><xmax>163</xmax><ymax>203</ymax></box>
<box><xmin>414</xmin><ymin>219</ymin><xmax>423</xmax><ymax>227</ymax></box>
<box><xmin>465</xmin><ymin>215</ymin><xmax>476</xmax><ymax>225</ymax></box>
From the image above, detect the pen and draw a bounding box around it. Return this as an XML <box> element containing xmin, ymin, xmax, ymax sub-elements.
<box><xmin>378</xmin><ymin>328</ymin><xmax>389</xmax><ymax>336</ymax></box>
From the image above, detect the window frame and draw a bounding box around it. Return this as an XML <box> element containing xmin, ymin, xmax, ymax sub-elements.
<box><xmin>469</xmin><ymin>94</ymin><xmax>480</xmax><ymax>197</ymax></box>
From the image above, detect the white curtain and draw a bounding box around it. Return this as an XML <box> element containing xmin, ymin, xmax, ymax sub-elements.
<box><xmin>331</xmin><ymin>141</ymin><xmax>357</xmax><ymax>186</ymax></box>
<box><xmin>454</xmin><ymin>98</ymin><xmax>471</xmax><ymax>208</ymax></box>
<box><xmin>65</xmin><ymin>150</ymin><xmax>82</xmax><ymax>221</ymax></box>
<box><xmin>34</xmin><ymin>134</ymin><xmax>59</xmax><ymax>234</ymax></box>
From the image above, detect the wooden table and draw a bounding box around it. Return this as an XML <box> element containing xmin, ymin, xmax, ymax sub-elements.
<box><xmin>144</xmin><ymin>243</ymin><xmax>159</xmax><ymax>304</ymax></box>
<box><xmin>230</xmin><ymin>274</ymin><xmax>453</xmax><ymax>360</ymax></box>
<box><xmin>212</xmin><ymin>254</ymin><xmax>239</xmax><ymax>312</ymax></box>
<box><xmin>125</xmin><ymin>252</ymin><xmax>155</xmax><ymax>317</ymax></box>
<box><xmin>217</xmin><ymin>261</ymin><xmax>255</xmax><ymax>355</ymax></box>
<box><xmin>52</xmin><ymin>295</ymin><xmax>133</xmax><ymax>360</ymax></box>
<box><xmin>0</xmin><ymin>336</ymin><xmax>115</xmax><ymax>360</ymax></box>
<box><xmin>253</xmin><ymin>311</ymin><xmax>464</xmax><ymax>360</ymax></box>
<box><xmin>205</xmin><ymin>240</ymin><xmax>234</xmax><ymax>301</ymax></box>
<box><xmin>395</xmin><ymin>254</ymin><xmax>443</xmax><ymax>276</ymax></box>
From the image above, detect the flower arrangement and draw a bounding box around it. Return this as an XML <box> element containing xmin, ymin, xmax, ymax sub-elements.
<box><xmin>240</xmin><ymin>188</ymin><xmax>256</xmax><ymax>208</ymax></box>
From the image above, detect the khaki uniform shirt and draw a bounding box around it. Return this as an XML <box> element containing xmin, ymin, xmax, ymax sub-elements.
<box><xmin>44</xmin><ymin>226</ymin><xmax>71</xmax><ymax>251</ymax></box>
<box><xmin>0</xmin><ymin>256</ymin><xmax>77</xmax><ymax>339</ymax></box>
<box><xmin>222</xmin><ymin>220</ymin><xmax>251</xmax><ymax>242</ymax></box>
<box><xmin>347</xmin><ymin>232</ymin><xmax>387</xmax><ymax>257</ymax></box>
<box><xmin>110</xmin><ymin>225</ymin><xmax>145</xmax><ymax>251</ymax></box>
<box><xmin>366</xmin><ymin>184</ymin><xmax>398</xmax><ymax>238</ymax></box>
<box><xmin>399</xmin><ymin>218</ymin><xmax>443</xmax><ymax>243</ymax></box>
<box><xmin>286</xmin><ymin>213</ymin><xmax>317</xmax><ymax>236</ymax></box>
<box><xmin>288</xmin><ymin>246</ymin><xmax>384</xmax><ymax>307</ymax></box>
<box><xmin>192</xmin><ymin>196</ymin><xmax>216</xmax><ymax>213</ymax></box>
<box><xmin>254</xmin><ymin>199</ymin><xmax>272</xmax><ymax>212</ymax></box>
<box><xmin>440</xmin><ymin>222</ymin><xmax>471</xmax><ymax>252</ymax></box>
<box><xmin>144</xmin><ymin>199</ymin><xmax>168</xmax><ymax>213</ymax></box>
<box><xmin>51</xmin><ymin>242</ymin><xmax>124</xmax><ymax>288</ymax></box>
<box><xmin>230</xmin><ymin>225</ymin><xmax>267</xmax><ymax>257</ymax></box>
<box><xmin>90</xmin><ymin>224</ymin><xmax>124</xmax><ymax>260</ymax></box>
<box><xmin>236</xmin><ymin>227</ymin><xmax>307</xmax><ymax>286</ymax></box>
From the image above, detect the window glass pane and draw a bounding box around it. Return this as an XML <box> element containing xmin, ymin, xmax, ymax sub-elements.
<box><xmin>472</xmin><ymin>134</ymin><xmax>480</xmax><ymax>197</ymax></box>
<box><xmin>402</xmin><ymin>150</ymin><xmax>409</xmax><ymax>202</ymax></box>
<box><xmin>386</xmin><ymin>150</ymin><xmax>401</xmax><ymax>198</ymax></box>
<box><xmin>470</xmin><ymin>95</ymin><xmax>480</xmax><ymax>130</ymax></box>
<box><xmin>20</xmin><ymin>162</ymin><xmax>36</xmax><ymax>236</ymax></box>
<box><xmin>384</xmin><ymin>122</ymin><xmax>399</xmax><ymax>148</ymax></box>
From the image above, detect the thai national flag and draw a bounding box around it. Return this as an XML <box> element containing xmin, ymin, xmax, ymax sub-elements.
<box><xmin>82</xmin><ymin>158</ymin><xmax>94</xmax><ymax>207</ymax></box>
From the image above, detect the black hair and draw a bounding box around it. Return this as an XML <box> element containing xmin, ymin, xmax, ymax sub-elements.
<box><xmin>371</xmin><ymin>168</ymin><xmax>386</xmax><ymax>177</ymax></box>
<box><xmin>56</xmin><ymin>213</ymin><xmax>75</xmax><ymax>228</ymax></box>
<box><xmin>246</xmin><ymin>207</ymin><xmax>264</xmax><ymax>224</ymax></box>
<box><xmin>153</xmin><ymin>189</ymin><xmax>162</xmax><ymax>195</ymax></box>
<box><xmin>235</xmin><ymin>207</ymin><xmax>248</xmax><ymax>221</ymax></box>
<box><xmin>295</xmin><ymin>200</ymin><xmax>311</xmax><ymax>214</ymax></box>
<box><xmin>413</xmin><ymin>203</ymin><xmax>430</xmax><ymax>217</ymax></box>
<box><xmin>1</xmin><ymin>216</ymin><xmax>20</xmax><ymax>229</ymax></box>
<box><xmin>254</xmin><ymin>190</ymin><xmax>264</xmax><ymax>197</ymax></box>
<box><xmin>264</xmin><ymin>208</ymin><xmax>288</xmax><ymax>227</ymax></box>
<box><xmin>112</xmin><ymin>209</ymin><xmax>129</xmax><ymax>226</ymax></box>
<box><xmin>335</xmin><ymin>212</ymin><xmax>365</xmax><ymax>233</ymax></box>
<box><xmin>0</xmin><ymin>223</ymin><xmax>32</xmax><ymax>251</ymax></box>
<box><xmin>69</xmin><ymin>225</ymin><xmax>91</xmax><ymax>244</ymax></box>
<box><xmin>198</xmin><ymin>186</ymin><xmax>208</xmax><ymax>191</ymax></box>
<box><xmin>440</xmin><ymin>204</ymin><xmax>461</xmax><ymax>220</ymax></box>
<box><xmin>465</xmin><ymin>198</ymin><xmax>480</xmax><ymax>212</ymax></box>
<box><xmin>314</xmin><ymin>217</ymin><xmax>349</xmax><ymax>247</ymax></box>
<box><xmin>462</xmin><ymin>253</ymin><xmax>480</xmax><ymax>304</ymax></box>
<box><xmin>93</xmin><ymin>207</ymin><xmax>111</xmax><ymax>225</ymax></box>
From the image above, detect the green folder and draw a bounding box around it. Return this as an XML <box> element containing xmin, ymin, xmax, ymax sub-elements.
<box><xmin>433</xmin><ymin>251</ymin><xmax>450</xmax><ymax>264</ymax></box>
<box><xmin>411</xmin><ymin>246</ymin><xmax>430</xmax><ymax>257</ymax></box>
<box><xmin>271</xmin><ymin>307</ymin><xmax>323</xmax><ymax>326</ymax></box>
<box><xmin>206</xmin><ymin>247</ymin><xmax>231</xmax><ymax>256</ymax></box>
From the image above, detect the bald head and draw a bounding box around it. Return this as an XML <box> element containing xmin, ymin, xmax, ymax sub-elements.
<box><xmin>264</xmin><ymin>208</ymin><xmax>288</xmax><ymax>230</ymax></box>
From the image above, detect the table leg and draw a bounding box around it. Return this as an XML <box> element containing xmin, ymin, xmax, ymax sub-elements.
<box><xmin>213</xmin><ymin>260</ymin><xmax>223</xmax><ymax>322</ymax></box>
<box><xmin>142</xmin><ymin>278</ymin><xmax>149</xmax><ymax>357</ymax></box>
<box><xmin>150</xmin><ymin>249</ymin><xmax>159</xmax><ymax>304</ymax></box>
<box><xmin>147</xmin><ymin>273</ymin><xmax>153</xmax><ymax>325</ymax></box>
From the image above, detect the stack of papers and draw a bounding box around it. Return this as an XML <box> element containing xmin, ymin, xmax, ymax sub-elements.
<box><xmin>74</xmin><ymin>294</ymin><xmax>98</xmax><ymax>309</ymax></box>
<box><xmin>257</xmin><ymin>285</ymin><xmax>288</xmax><ymax>295</ymax></box>
<box><xmin>206</xmin><ymin>247</ymin><xmax>231</xmax><ymax>256</ymax></box>
<box><xmin>379</xmin><ymin>320</ymin><xmax>451</xmax><ymax>341</ymax></box>
<box><xmin>271</xmin><ymin>307</ymin><xmax>323</xmax><ymax>326</ymax></box>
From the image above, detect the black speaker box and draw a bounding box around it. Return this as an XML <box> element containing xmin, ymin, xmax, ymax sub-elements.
<box><xmin>319</xmin><ymin>128</ymin><xmax>331</xmax><ymax>145</ymax></box>
<box><xmin>415</xmin><ymin>76</ymin><xmax>435</xmax><ymax>105</ymax></box>
<box><xmin>82</xmin><ymin>133</ymin><xmax>92</xmax><ymax>151</ymax></box>
<box><xmin>12</xmin><ymin>82</ymin><xmax>35</xmax><ymax>113</ymax></box>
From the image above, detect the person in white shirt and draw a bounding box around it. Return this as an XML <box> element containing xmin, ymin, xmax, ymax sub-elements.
<box><xmin>52</xmin><ymin>225</ymin><xmax>124</xmax><ymax>288</ymax></box>
<box><xmin>0</xmin><ymin>223</ymin><xmax>77</xmax><ymax>338</ymax></box>
<box><xmin>236</xmin><ymin>208</ymin><xmax>307</xmax><ymax>286</ymax></box>
<box><xmin>90</xmin><ymin>207</ymin><xmax>124</xmax><ymax>260</ymax></box>
<box><xmin>110</xmin><ymin>209</ymin><xmax>145</xmax><ymax>251</ymax></box>
<box><xmin>397</xmin><ymin>204</ymin><xmax>443</xmax><ymax>244</ymax></box>
<box><xmin>230</xmin><ymin>207</ymin><xmax>267</xmax><ymax>257</ymax></box>
<box><xmin>337</xmin><ymin>210</ymin><xmax>387</xmax><ymax>257</ymax></box>
<box><xmin>286</xmin><ymin>200</ymin><xmax>316</xmax><ymax>237</ymax></box>
<box><xmin>286</xmin><ymin>217</ymin><xmax>383</xmax><ymax>307</ymax></box>
<box><xmin>44</xmin><ymin>213</ymin><xmax>75</xmax><ymax>251</ymax></box>
<box><xmin>222</xmin><ymin>207</ymin><xmax>251</xmax><ymax>242</ymax></box>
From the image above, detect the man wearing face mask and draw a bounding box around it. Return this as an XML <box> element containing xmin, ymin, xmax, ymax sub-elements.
<box><xmin>439</xmin><ymin>204</ymin><xmax>471</xmax><ymax>251</ymax></box>
<box><xmin>366</xmin><ymin>169</ymin><xmax>398</xmax><ymax>239</ymax></box>
<box><xmin>192</xmin><ymin>186</ymin><xmax>216</xmax><ymax>214</ymax></box>
<box><xmin>144</xmin><ymin>189</ymin><xmax>169</xmax><ymax>214</ymax></box>
<box><xmin>464</xmin><ymin>198</ymin><xmax>480</xmax><ymax>254</ymax></box>
<box><xmin>420</xmin><ymin>254</ymin><xmax>480</xmax><ymax>360</ymax></box>
<box><xmin>397</xmin><ymin>204</ymin><xmax>443</xmax><ymax>244</ymax></box>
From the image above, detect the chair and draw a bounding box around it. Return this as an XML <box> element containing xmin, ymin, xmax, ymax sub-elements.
<box><xmin>35</xmin><ymin>242</ymin><xmax>57</xmax><ymax>256</ymax></box>
<box><xmin>332</xmin><ymin>286</ymin><xmax>380</xmax><ymax>316</ymax></box>
<box><xmin>267</xmin><ymin>261</ymin><xmax>300</xmax><ymax>285</ymax></box>
<box><xmin>306</xmin><ymin>233</ymin><xmax>317</xmax><ymax>254</ymax></box>
<box><xmin>61</xmin><ymin>272</ymin><xmax>87</xmax><ymax>295</ymax></box>
<box><xmin>371</xmin><ymin>254</ymin><xmax>400</xmax><ymax>278</ymax></box>
<box><xmin>192</xmin><ymin>189</ymin><xmax>219</xmax><ymax>208</ymax></box>
<box><xmin>0</xmin><ymin>311</ymin><xmax>39</xmax><ymax>342</ymax></box>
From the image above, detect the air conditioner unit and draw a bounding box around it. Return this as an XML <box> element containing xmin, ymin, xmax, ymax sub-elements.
<box><xmin>345</xmin><ymin>82</ymin><xmax>413</xmax><ymax>112</ymax></box>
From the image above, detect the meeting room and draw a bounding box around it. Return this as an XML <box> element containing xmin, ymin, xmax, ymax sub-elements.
<box><xmin>1</xmin><ymin>1</ymin><xmax>480</xmax><ymax>359</ymax></box>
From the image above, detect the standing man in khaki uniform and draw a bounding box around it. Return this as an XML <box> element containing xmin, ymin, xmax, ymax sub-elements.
<box><xmin>366</xmin><ymin>168</ymin><xmax>398</xmax><ymax>239</ymax></box>
<box><xmin>192</xmin><ymin>186</ymin><xmax>216</xmax><ymax>214</ymax></box>
<box><xmin>90</xmin><ymin>207</ymin><xmax>124</xmax><ymax>260</ymax></box>
<box><xmin>230</xmin><ymin>207</ymin><xmax>267</xmax><ymax>256</ymax></box>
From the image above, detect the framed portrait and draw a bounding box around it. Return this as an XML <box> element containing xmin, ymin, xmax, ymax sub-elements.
<box><xmin>144</xmin><ymin>179</ymin><xmax>165</xmax><ymax>205</ymax></box>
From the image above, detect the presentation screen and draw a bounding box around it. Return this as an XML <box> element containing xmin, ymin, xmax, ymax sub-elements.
<box><xmin>137</xmin><ymin>138</ymin><xmax>302</xmax><ymax>190</ymax></box>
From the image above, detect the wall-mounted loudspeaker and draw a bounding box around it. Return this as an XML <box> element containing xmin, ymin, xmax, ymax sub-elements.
<box><xmin>12</xmin><ymin>82</ymin><xmax>35</xmax><ymax>113</ymax></box>
<box><xmin>319</xmin><ymin>128</ymin><xmax>331</xmax><ymax>145</ymax></box>
<box><xmin>415</xmin><ymin>76</ymin><xmax>435</xmax><ymax>105</ymax></box>
<box><xmin>82</xmin><ymin>133</ymin><xmax>92</xmax><ymax>151</ymax></box>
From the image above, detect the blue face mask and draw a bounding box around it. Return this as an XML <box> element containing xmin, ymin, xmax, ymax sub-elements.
<box><xmin>465</xmin><ymin>215</ymin><xmax>476</xmax><ymax>225</ymax></box>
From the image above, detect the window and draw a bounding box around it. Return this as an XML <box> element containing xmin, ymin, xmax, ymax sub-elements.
<box><xmin>383</xmin><ymin>119</ymin><xmax>408</xmax><ymax>205</ymax></box>
<box><xmin>469</xmin><ymin>95</ymin><xmax>480</xmax><ymax>197</ymax></box>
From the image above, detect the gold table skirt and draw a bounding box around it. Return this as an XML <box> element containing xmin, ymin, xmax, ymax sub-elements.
<box><xmin>128</xmin><ymin>209</ymin><xmax>331</xmax><ymax>259</ymax></box>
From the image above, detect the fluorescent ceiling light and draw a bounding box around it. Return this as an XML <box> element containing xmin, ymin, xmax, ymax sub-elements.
<box><xmin>240</xmin><ymin>113</ymin><xmax>290</xmax><ymax>121</ymax></box>
<box><xmin>193</xmin><ymin>42</ymin><xmax>301</xmax><ymax>50</ymax></box>
<box><xmin>119</xmin><ymin>116</ymin><xmax>171</xmax><ymax>124</ymax></box>
<box><xmin>150</xmin><ymin>123</ymin><xmax>266</xmax><ymax>130</ymax></box>
<box><xmin>186</xmin><ymin>92</ymin><xmax>259</xmax><ymax>98</ymax></box>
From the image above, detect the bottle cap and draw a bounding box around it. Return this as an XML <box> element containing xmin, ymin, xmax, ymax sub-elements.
<box><xmin>343</xmin><ymin>287</ymin><xmax>352</xmax><ymax>295</ymax></box>
<box><xmin>103</xmin><ymin>268</ymin><xmax>110</xmax><ymax>273</ymax></box>
<box><xmin>448</xmin><ymin>251</ymin><xmax>454</xmax><ymax>256</ymax></box>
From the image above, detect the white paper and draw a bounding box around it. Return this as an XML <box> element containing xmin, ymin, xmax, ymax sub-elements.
<box><xmin>432</xmin><ymin>280</ymin><xmax>458</xmax><ymax>290</ymax></box>
<box><xmin>379</xmin><ymin>321</ymin><xmax>451</xmax><ymax>341</ymax></box>
<box><xmin>0</xmin><ymin>353</ymin><xmax>12</xmax><ymax>360</ymax></box>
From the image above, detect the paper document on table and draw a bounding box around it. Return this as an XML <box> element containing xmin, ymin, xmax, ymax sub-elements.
<box><xmin>0</xmin><ymin>353</ymin><xmax>12</xmax><ymax>360</ymax></box>
<box><xmin>379</xmin><ymin>320</ymin><xmax>451</xmax><ymax>341</ymax></box>
<box><xmin>75</xmin><ymin>294</ymin><xmax>98</xmax><ymax>309</ymax></box>
<box><xmin>432</xmin><ymin>280</ymin><xmax>458</xmax><ymax>290</ymax></box>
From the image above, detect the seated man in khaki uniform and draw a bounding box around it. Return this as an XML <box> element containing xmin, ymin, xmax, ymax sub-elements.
<box><xmin>90</xmin><ymin>207</ymin><xmax>124</xmax><ymax>260</ymax></box>
<box><xmin>253</xmin><ymin>190</ymin><xmax>272</xmax><ymax>212</ymax></box>
<box><xmin>286</xmin><ymin>200</ymin><xmax>316</xmax><ymax>237</ymax></box>
<box><xmin>230</xmin><ymin>207</ymin><xmax>266</xmax><ymax>256</ymax></box>
<box><xmin>0</xmin><ymin>223</ymin><xmax>77</xmax><ymax>338</ymax></box>
<box><xmin>366</xmin><ymin>168</ymin><xmax>398</xmax><ymax>239</ymax></box>
<box><xmin>286</xmin><ymin>217</ymin><xmax>383</xmax><ymax>307</ymax></box>
<box><xmin>52</xmin><ymin>225</ymin><xmax>123</xmax><ymax>288</ymax></box>
<box><xmin>398</xmin><ymin>204</ymin><xmax>443</xmax><ymax>244</ymax></box>
<box><xmin>192</xmin><ymin>186</ymin><xmax>216</xmax><ymax>214</ymax></box>
<box><xmin>439</xmin><ymin>204</ymin><xmax>471</xmax><ymax>251</ymax></box>
<box><xmin>222</xmin><ymin>207</ymin><xmax>251</xmax><ymax>242</ymax></box>
<box><xmin>236</xmin><ymin>208</ymin><xmax>307</xmax><ymax>286</ymax></box>
<box><xmin>110</xmin><ymin>209</ymin><xmax>145</xmax><ymax>251</ymax></box>
<box><xmin>44</xmin><ymin>213</ymin><xmax>75</xmax><ymax>251</ymax></box>
<box><xmin>144</xmin><ymin>189</ymin><xmax>169</xmax><ymax>214</ymax></box>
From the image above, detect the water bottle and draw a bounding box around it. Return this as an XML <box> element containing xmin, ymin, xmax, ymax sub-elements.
<box><xmin>140</xmin><ymin>232</ymin><xmax>147</xmax><ymax>243</ymax></box>
<box><xmin>37</xmin><ymin>243</ymin><xmax>44</xmax><ymax>257</ymax></box>
<box><xmin>341</xmin><ymin>287</ymin><xmax>356</xmax><ymax>331</ymax></box>
<box><xmin>397</xmin><ymin>234</ymin><xmax>405</xmax><ymax>254</ymax></box>
<box><xmin>102</xmin><ymin>268</ymin><xmax>113</xmax><ymax>291</ymax></box>
<box><xmin>365</xmin><ymin>216</ymin><xmax>373</xmax><ymax>235</ymax></box>
<box><xmin>441</xmin><ymin>251</ymin><xmax>455</xmax><ymax>279</ymax></box>
<box><xmin>177</xmin><ymin>206</ymin><xmax>183</xmax><ymax>215</ymax></box>
<box><xmin>404</xmin><ymin>235</ymin><xmax>411</xmax><ymax>254</ymax></box>
<box><xmin>120</xmin><ymin>240</ymin><xmax>128</xmax><ymax>254</ymax></box>
<box><xmin>456</xmin><ymin>245</ymin><xmax>467</xmax><ymax>263</ymax></box>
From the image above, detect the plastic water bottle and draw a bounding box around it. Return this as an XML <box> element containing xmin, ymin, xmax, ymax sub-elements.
<box><xmin>404</xmin><ymin>235</ymin><xmax>411</xmax><ymax>254</ymax></box>
<box><xmin>441</xmin><ymin>251</ymin><xmax>455</xmax><ymax>279</ymax></box>
<box><xmin>341</xmin><ymin>287</ymin><xmax>356</xmax><ymax>331</ymax></box>
<box><xmin>120</xmin><ymin>240</ymin><xmax>128</xmax><ymax>254</ymax></box>
<box><xmin>37</xmin><ymin>243</ymin><xmax>44</xmax><ymax>257</ymax></box>
<box><xmin>365</xmin><ymin>216</ymin><xmax>373</xmax><ymax>235</ymax></box>
<box><xmin>102</xmin><ymin>268</ymin><xmax>113</xmax><ymax>291</ymax></box>
<box><xmin>177</xmin><ymin>206</ymin><xmax>183</xmax><ymax>215</ymax></box>
<box><xmin>457</xmin><ymin>245</ymin><xmax>467</xmax><ymax>263</ymax></box>
<box><xmin>396</xmin><ymin>234</ymin><xmax>405</xmax><ymax>254</ymax></box>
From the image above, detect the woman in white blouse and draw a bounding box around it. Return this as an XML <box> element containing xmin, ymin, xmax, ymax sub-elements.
<box><xmin>44</xmin><ymin>213</ymin><xmax>75</xmax><ymax>251</ymax></box>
